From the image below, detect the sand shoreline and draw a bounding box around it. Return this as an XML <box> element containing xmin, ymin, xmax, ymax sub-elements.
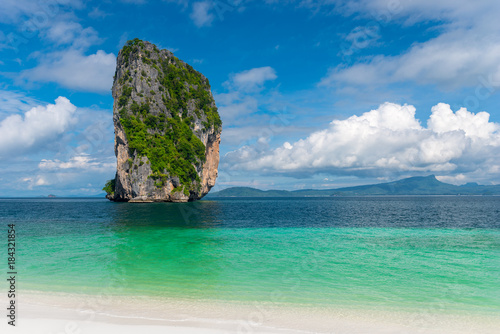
<box><xmin>2</xmin><ymin>291</ymin><xmax>499</xmax><ymax>334</ymax></box>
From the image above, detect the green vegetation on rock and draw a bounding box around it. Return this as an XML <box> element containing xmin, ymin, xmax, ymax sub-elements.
<box><xmin>102</xmin><ymin>179</ymin><xmax>116</xmax><ymax>196</ymax></box>
<box><xmin>119</xmin><ymin>104</ymin><xmax>205</xmax><ymax>185</ymax></box>
<box><xmin>115</xmin><ymin>38</ymin><xmax>221</xmax><ymax>190</ymax></box>
<box><xmin>119</xmin><ymin>39</ymin><xmax>221</xmax><ymax>130</ymax></box>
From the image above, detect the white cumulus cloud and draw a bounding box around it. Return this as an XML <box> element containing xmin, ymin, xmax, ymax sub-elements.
<box><xmin>0</xmin><ymin>97</ymin><xmax>77</xmax><ymax>157</ymax></box>
<box><xmin>19</xmin><ymin>49</ymin><xmax>116</xmax><ymax>93</ymax></box>
<box><xmin>225</xmin><ymin>102</ymin><xmax>500</xmax><ymax>181</ymax></box>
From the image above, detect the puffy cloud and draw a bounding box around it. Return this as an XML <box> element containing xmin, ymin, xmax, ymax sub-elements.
<box><xmin>21</xmin><ymin>175</ymin><xmax>52</xmax><ymax>190</ymax></box>
<box><xmin>230</xmin><ymin>66</ymin><xmax>277</xmax><ymax>91</ymax></box>
<box><xmin>35</xmin><ymin>176</ymin><xmax>50</xmax><ymax>186</ymax></box>
<box><xmin>190</xmin><ymin>1</ymin><xmax>215</xmax><ymax>27</ymax></box>
<box><xmin>428</xmin><ymin>103</ymin><xmax>498</xmax><ymax>138</ymax></box>
<box><xmin>30</xmin><ymin>154</ymin><xmax>116</xmax><ymax>194</ymax></box>
<box><xmin>0</xmin><ymin>92</ymin><xmax>115</xmax><ymax>195</ymax></box>
<box><xmin>0</xmin><ymin>0</ymin><xmax>83</xmax><ymax>24</ymax></box>
<box><xmin>0</xmin><ymin>96</ymin><xmax>77</xmax><ymax>157</ymax></box>
<box><xmin>225</xmin><ymin>102</ymin><xmax>500</xmax><ymax>181</ymax></box>
<box><xmin>4</xmin><ymin>0</ymin><xmax>109</xmax><ymax>92</ymax></box>
<box><xmin>39</xmin><ymin>154</ymin><xmax>115</xmax><ymax>172</ymax></box>
<box><xmin>19</xmin><ymin>49</ymin><xmax>116</xmax><ymax>93</ymax></box>
<box><xmin>322</xmin><ymin>31</ymin><xmax>500</xmax><ymax>89</ymax></box>
<box><xmin>436</xmin><ymin>174</ymin><xmax>467</xmax><ymax>185</ymax></box>
<box><xmin>296</xmin><ymin>0</ymin><xmax>500</xmax><ymax>30</ymax></box>
<box><xmin>43</xmin><ymin>21</ymin><xmax>102</xmax><ymax>49</ymax></box>
<box><xmin>319</xmin><ymin>1</ymin><xmax>500</xmax><ymax>90</ymax></box>
<box><xmin>335</xmin><ymin>0</ymin><xmax>500</xmax><ymax>29</ymax></box>
<box><xmin>0</xmin><ymin>0</ymin><xmax>102</xmax><ymax>55</ymax></box>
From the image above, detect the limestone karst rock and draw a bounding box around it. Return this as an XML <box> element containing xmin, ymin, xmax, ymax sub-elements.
<box><xmin>104</xmin><ymin>39</ymin><xmax>221</xmax><ymax>202</ymax></box>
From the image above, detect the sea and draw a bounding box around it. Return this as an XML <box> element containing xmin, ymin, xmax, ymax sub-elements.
<box><xmin>1</xmin><ymin>196</ymin><xmax>499</xmax><ymax>318</ymax></box>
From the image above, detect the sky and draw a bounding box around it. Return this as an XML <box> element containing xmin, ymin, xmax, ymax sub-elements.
<box><xmin>1</xmin><ymin>0</ymin><xmax>500</xmax><ymax>196</ymax></box>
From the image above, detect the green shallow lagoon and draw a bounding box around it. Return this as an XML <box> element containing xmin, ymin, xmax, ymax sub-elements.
<box><xmin>1</xmin><ymin>197</ymin><xmax>499</xmax><ymax>315</ymax></box>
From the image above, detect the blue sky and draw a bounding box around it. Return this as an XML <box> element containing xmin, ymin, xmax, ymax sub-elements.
<box><xmin>1</xmin><ymin>0</ymin><xmax>500</xmax><ymax>196</ymax></box>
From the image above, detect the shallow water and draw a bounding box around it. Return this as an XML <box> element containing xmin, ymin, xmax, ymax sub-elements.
<box><xmin>1</xmin><ymin>196</ymin><xmax>499</xmax><ymax>315</ymax></box>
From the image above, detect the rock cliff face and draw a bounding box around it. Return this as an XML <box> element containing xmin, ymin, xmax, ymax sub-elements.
<box><xmin>105</xmin><ymin>39</ymin><xmax>221</xmax><ymax>202</ymax></box>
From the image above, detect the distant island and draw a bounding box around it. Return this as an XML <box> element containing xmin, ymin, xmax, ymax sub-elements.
<box><xmin>207</xmin><ymin>175</ymin><xmax>500</xmax><ymax>197</ymax></box>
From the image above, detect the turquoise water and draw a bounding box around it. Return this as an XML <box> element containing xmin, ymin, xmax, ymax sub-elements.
<box><xmin>1</xmin><ymin>197</ymin><xmax>499</xmax><ymax>315</ymax></box>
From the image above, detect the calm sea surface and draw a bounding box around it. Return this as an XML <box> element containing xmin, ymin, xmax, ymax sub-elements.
<box><xmin>1</xmin><ymin>196</ymin><xmax>499</xmax><ymax>315</ymax></box>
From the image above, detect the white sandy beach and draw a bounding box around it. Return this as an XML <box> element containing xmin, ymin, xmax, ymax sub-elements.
<box><xmin>2</xmin><ymin>291</ymin><xmax>500</xmax><ymax>334</ymax></box>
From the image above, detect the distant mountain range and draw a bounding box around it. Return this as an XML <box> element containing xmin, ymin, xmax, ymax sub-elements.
<box><xmin>207</xmin><ymin>175</ymin><xmax>500</xmax><ymax>197</ymax></box>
